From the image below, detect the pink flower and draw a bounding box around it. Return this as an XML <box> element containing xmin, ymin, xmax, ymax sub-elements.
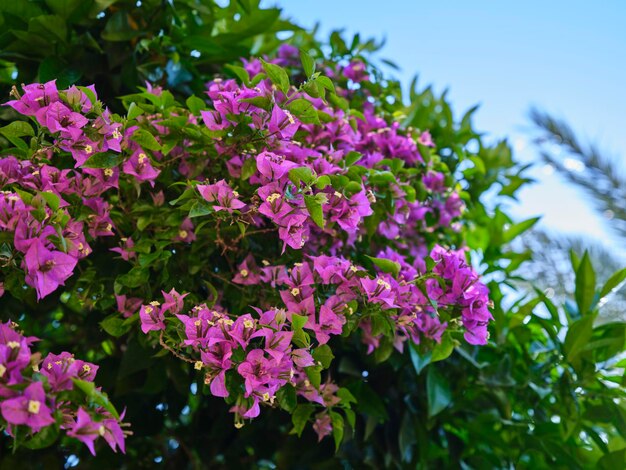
<box><xmin>313</xmin><ymin>412</ymin><xmax>333</xmax><ymax>441</ymax></box>
<box><xmin>23</xmin><ymin>240</ymin><xmax>77</xmax><ymax>300</ymax></box>
<box><xmin>139</xmin><ymin>303</ymin><xmax>165</xmax><ymax>334</ymax></box>
<box><xmin>41</xmin><ymin>352</ymin><xmax>98</xmax><ymax>392</ymax></box>
<box><xmin>67</xmin><ymin>408</ymin><xmax>102</xmax><ymax>455</ymax></box>
<box><xmin>122</xmin><ymin>150</ymin><xmax>160</xmax><ymax>186</ymax></box>
<box><xmin>0</xmin><ymin>381</ymin><xmax>55</xmax><ymax>433</ymax></box>
<box><xmin>197</xmin><ymin>179</ymin><xmax>246</xmax><ymax>213</ymax></box>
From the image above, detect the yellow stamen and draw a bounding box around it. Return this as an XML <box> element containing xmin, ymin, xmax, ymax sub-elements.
<box><xmin>194</xmin><ymin>361</ymin><xmax>203</xmax><ymax>370</ymax></box>
<box><xmin>27</xmin><ymin>400</ymin><xmax>41</xmax><ymax>414</ymax></box>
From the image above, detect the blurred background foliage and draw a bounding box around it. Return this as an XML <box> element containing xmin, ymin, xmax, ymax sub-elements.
<box><xmin>0</xmin><ymin>0</ymin><xmax>624</xmax><ymax>468</ymax></box>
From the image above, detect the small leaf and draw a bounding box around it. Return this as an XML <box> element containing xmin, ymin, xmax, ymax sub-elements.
<box><xmin>186</xmin><ymin>95</ymin><xmax>207</xmax><ymax>115</ymax></box>
<box><xmin>225</xmin><ymin>64</ymin><xmax>250</xmax><ymax>84</ymax></box>
<box><xmin>502</xmin><ymin>217</ymin><xmax>540</xmax><ymax>243</ymax></box>
<box><xmin>575</xmin><ymin>251</ymin><xmax>596</xmax><ymax>314</ymax></box>
<box><xmin>564</xmin><ymin>314</ymin><xmax>594</xmax><ymax>362</ymax></box>
<box><xmin>260</xmin><ymin>59</ymin><xmax>290</xmax><ymax>94</ymax></box>
<box><xmin>600</xmin><ymin>267</ymin><xmax>626</xmax><ymax>300</ymax></box>
<box><xmin>127</xmin><ymin>102</ymin><xmax>144</xmax><ymax>120</ymax></box>
<box><xmin>300</xmin><ymin>49</ymin><xmax>315</xmax><ymax>77</ymax></box>
<box><xmin>100</xmin><ymin>314</ymin><xmax>132</xmax><ymax>337</ymax></box>
<box><xmin>72</xmin><ymin>379</ymin><xmax>120</xmax><ymax>419</ymax></box>
<box><xmin>409</xmin><ymin>344</ymin><xmax>431</xmax><ymax>375</ymax></box>
<box><xmin>291</xmin><ymin>404</ymin><xmax>315</xmax><ymax>437</ymax></box>
<box><xmin>329</xmin><ymin>410</ymin><xmax>344</xmax><ymax>451</ymax></box>
<box><xmin>291</xmin><ymin>313</ymin><xmax>308</xmax><ymax>331</ymax></box>
<box><xmin>39</xmin><ymin>191</ymin><xmax>60</xmax><ymax>211</ymax></box>
<box><xmin>82</xmin><ymin>152</ymin><xmax>122</xmax><ymax>169</ymax></box>
<box><xmin>366</xmin><ymin>255</ymin><xmax>401</xmax><ymax>278</ymax></box>
<box><xmin>431</xmin><ymin>333</ymin><xmax>455</xmax><ymax>363</ymax></box>
<box><xmin>288</xmin><ymin>167</ymin><xmax>315</xmax><ymax>186</ymax></box>
<box><xmin>189</xmin><ymin>200</ymin><xmax>213</xmax><ymax>218</ymax></box>
<box><xmin>132</xmin><ymin>129</ymin><xmax>161</xmax><ymax>151</ymax></box>
<box><xmin>287</xmin><ymin>98</ymin><xmax>320</xmax><ymax>125</ymax></box>
<box><xmin>0</xmin><ymin>121</ymin><xmax>34</xmax><ymax>138</ymax></box>
<box><xmin>241</xmin><ymin>158</ymin><xmax>257</xmax><ymax>181</ymax></box>
<box><xmin>426</xmin><ymin>366</ymin><xmax>451</xmax><ymax>417</ymax></box>
<box><xmin>304</xmin><ymin>194</ymin><xmax>325</xmax><ymax>228</ymax></box>
<box><xmin>313</xmin><ymin>344</ymin><xmax>334</xmax><ymax>368</ymax></box>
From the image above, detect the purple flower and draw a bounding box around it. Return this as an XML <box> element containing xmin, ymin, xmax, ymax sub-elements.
<box><xmin>122</xmin><ymin>150</ymin><xmax>161</xmax><ymax>186</ymax></box>
<box><xmin>139</xmin><ymin>303</ymin><xmax>166</xmax><ymax>334</ymax></box>
<box><xmin>197</xmin><ymin>179</ymin><xmax>246</xmax><ymax>213</ymax></box>
<box><xmin>67</xmin><ymin>407</ymin><xmax>101</xmax><ymax>455</ymax></box>
<box><xmin>0</xmin><ymin>381</ymin><xmax>55</xmax><ymax>433</ymax></box>
<box><xmin>23</xmin><ymin>240</ymin><xmax>77</xmax><ymax>300</ymax></box>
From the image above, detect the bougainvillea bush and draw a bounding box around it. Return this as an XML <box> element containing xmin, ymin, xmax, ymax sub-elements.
<box><xmin>1</xmin><ymin>1</ymin><xmax>625</xmax><ymax>468</ymax></box>
<box><xmin>1</xmin><ymin>39</ymin><xmax>492</xmax><ymax>450</ymax></box>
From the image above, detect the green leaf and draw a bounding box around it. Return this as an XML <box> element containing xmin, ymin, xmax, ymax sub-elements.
<box><xmin>241</xmin><ymin>158</ymin><xmax>257</xmax><ymax>181</ymax></box>
<box><xmin>82</xmin><ymin>152</ymin><xmax>122</xmax><ymax>169</ymax></box>
<box><xmin>426</xmin><ymin>366</ymin><xmax>451</xmax><ymax>417</ymax></box>
<box><xmin>409</xmin><ymin>344</ymin><xmax>431</xmax><ymax>375</ymax></box>
<box><xmin>304</xmin><ymin>194</ymin><xmax>325</xmax><ymax>228</ymax></box>
<box><xmin>564</xmin><ymin>315</ymin><xmax>594</xmax><ymax>362</ymax></box>
<box><xmin>288</xmin><ymin>167</ymin><xmax>315</xmax><ymax>186</ymax></box>
<box><xmin>72</xmin><ymin>379</ymin><xmax>120</xmax><ymax>419</ymax></box>
<box><xmin>329</xmin><ymin>410</ymin><xmax>344</xmax><ymax>451</ymax></box>
<box><xmin>366</xmin><ymin>255</ymin><xmax>401</xmax><ymax>278</ymax></box>
<box><xmin>100</xmin><ymin>314</ymin><xmax>132</xmax><ymax>337</ymax></box>
<box><xmin>276</xmin><ymin>385</ymin><xmax>297</xmax><ymax>413</ymax></box>
<box><xmin>288</xmin><ymin>98</ymin><xmax>320</xmax><ymax>125</ymax></box>
<box><xmin>291</xmin><ymin>313</ymin><xmax>308</xmax><ymax>331</ymax></box>
<box><xmin>315</xmin><ymin>75</ymin><xmax>336</xmax><ymax>94</ymax></box>
<box><xmin>315</xmin><ymin>175</ymin><xmax>331</xmax><ymax>189</ymax></box>
<box><xmin>345</xmin><ymin>151</ymin><xmax>363</xmax><ymax>166</ymax></box>
<box><xmin>225</xmin><ymin>64</ymin><xmax>250</xmax><ymax>84</ymax></box>
<box><xmin>600</xmin><ymin>267</ymin><xmax>626</xmax><ymax>299</ymax></box>
<box><xmin>431</xmin><ymin>333</ymin><xmax>455</xmax><ymax>363</ymax></box>
<box><xmin>300</xmin><ymin>49</ymin><xmax>315</xmax><ymax>77</ymax></box>
<box><xmin>305</xmin><ymin>365</ymin><xmax>322</xmax><ymax>389</ymax></box>
<box><xmin>127</xmin><ymin>102</ymin><xmax>144</xmax><ymax>120</ymax></box>
<box><xmin>186</xmin><ymin>95</ymin><xmax>206</xmax><ymax>115</ymax></box>
<box><xmin>0</xmin><ymin>121</ymin><xmax>34</xmax><ymax>139</ymax></box>
<box><xmin>502</xmin><ymin>217</ymin><xmax>540</xmax><ymax>243</ymax></box>
<box><xmin>39</xmin><ymin>191</ymin><xmax>60</xmax><ymax>211</ymax></box>
<box><xmin>291</xmin><ymin>404</ymin><xmax>315</xmax><ymax>437</ymax></box>
<box><xmin>132</xmin><ymin>129</ymin><xmax>161</xmax><ymax>151</ymax></box>
<box><xmin>189</xmin><ymin>200</ymin><xmax>213</xmax><ymax>218</ymax></box>
<box><xmin>575</xmin><ymin>251</ymin><xmax>596</xmax><ymax>314</ymax></box>
<box><xmin>337</xmin><ymin>387</ymin><xmax>357</xmax><ymax>407</ymax></box>
<box><xmin>260</xmin><ymin>59</ymin><xmax>290</xmax><ymax>94</ymax></box>
<box><xmin>22</xmin><ymin>424</ymin><xmax>59</xmax><ymax>449</ymax></box>
<box><xmin>313</xmin><ymin>344</ymin><xmax>334</xmax><ymax>368</ymax></box>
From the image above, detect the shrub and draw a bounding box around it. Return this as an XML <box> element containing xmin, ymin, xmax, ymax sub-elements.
<box><xmin>0</xmin><ymin>1</ymin><xmax>623</xmax><ymax>468</ymax></box>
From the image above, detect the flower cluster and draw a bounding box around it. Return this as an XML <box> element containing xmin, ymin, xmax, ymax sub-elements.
<box><xmin>0</xmin><ymin>321</ymin><xmax>127</xmax><ymax>454</ymax></box>
<box><xmin>191</xmin><ymin>50</ymin><xmax>463</xmax><ymax>254</ymax></box>
<box><xmin>1</xmin><ymin>45</ymin><xmax>492</xmax><ymax>447</ymax></box>
<box><xmin>138</xmin><ymin>243</ymin><xmax>490</xmax><ymax>436</ymax></box>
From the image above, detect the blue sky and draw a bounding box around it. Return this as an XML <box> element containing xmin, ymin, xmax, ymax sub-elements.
<box><xmin>269</xmin><ymin>0</ymin><xmax>626</xmax><ymax>252</ymax></box>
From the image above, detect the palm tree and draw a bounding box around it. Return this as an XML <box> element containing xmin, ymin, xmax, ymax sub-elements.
<box><xmin>516</xmin><ymin>109</ymin><xmax>626</xmax><ymax>320</ymax></box>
